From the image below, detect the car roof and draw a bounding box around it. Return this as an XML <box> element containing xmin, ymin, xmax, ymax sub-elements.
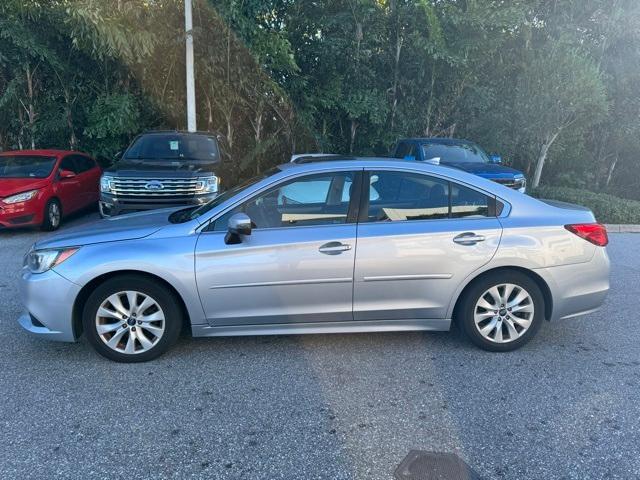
<box><xmin>277</xmin><ymin>156</ymin><xmax>525</xmax><ymax>201</ymax></box>
<box><xmin>0</xmin><ymin>149</ymin><xmax>82</xmax><ymax>157</ymax></box>
<box><xmin>291</xmin><ymin>154</ymin><xmax>358</xmax><ymax>164</ymax></box>
<box><xmin>278</xmin><ymin>156</ymin><xmax>470</xmax><ymax>178</ymax></box>
<box><xmin>139</xmin><ymin>130</ymin><xmax>219</xmax><ymax>137</ymax></box>
<box><xmin>280</xmin><ymin>156</ymin><xmax>402</xmax><ymax>170</ymax></box>
<box><xmin>400</xmin><ymin>137</ymin><xmax>476</xmax><ymax>146</ymax></box>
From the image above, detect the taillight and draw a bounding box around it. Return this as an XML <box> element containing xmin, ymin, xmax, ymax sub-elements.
<box><xmin>565</xmin><ymin>223</ymin><xmax>608</xmax><ymax>246</ymax></box>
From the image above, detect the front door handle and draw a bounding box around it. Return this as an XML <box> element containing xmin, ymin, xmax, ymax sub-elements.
<box><xmin>319</xmin><ymin>241</ymin><xmax>352</xmax><ymax>255</ymax></box>
<box><xmin>453</xmin><ymin>232</ymin><xmax>486</xmax><ymax>245</ymax></box>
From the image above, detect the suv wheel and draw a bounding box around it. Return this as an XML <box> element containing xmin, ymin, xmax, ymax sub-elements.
<box><xmin>83</xmin><ymin>275</ymin><xmax>182</xmax><ymax>362</ymax></box>
<box><xmin>459</xmin><ymin>271</ymin><xmax>544</xmax><ymax>352</ymax></box>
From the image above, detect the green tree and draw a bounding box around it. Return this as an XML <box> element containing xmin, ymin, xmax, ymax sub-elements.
<box><xmin>513</xmin><ymin>42</ymin><xmax>607</xmax><ymax>188</ymax></box>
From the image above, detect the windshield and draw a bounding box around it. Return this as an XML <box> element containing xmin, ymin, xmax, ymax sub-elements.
<box><xmin>421</xmin><ymin>144</ymin><xmax>489</xmax><ymax>164</ymax></box>
<box><xmin>123</xmin><ymin>134</ymin><xmax>220</xmax><ymax>163</ymax></box>
<box><xmin>0</xmin><ymin>155</ymin><xmax>57</xmax><ymax>179</ymax></box>
<box><xmin>171</xmin><ymin>168</ymin><xmax>280</xmax><ymax>223</ymax></box>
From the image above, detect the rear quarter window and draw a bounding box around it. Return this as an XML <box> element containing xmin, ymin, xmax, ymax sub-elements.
<box><xmin>450</xmin><ymin>183</ymin><xmax>493</xmax><ymax>218</ymax></box>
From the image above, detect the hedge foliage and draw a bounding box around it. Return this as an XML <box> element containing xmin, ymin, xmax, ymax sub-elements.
<box><xmin>531</xmin><ymin>186</ymin><xmax>640</xmax><ymax>224</ymax></box>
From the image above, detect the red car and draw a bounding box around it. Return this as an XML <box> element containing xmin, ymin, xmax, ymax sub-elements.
<box><xmin>0</xmin><ymin>150</ymin><xmax>102</xmax><ymax>231</ymax></box>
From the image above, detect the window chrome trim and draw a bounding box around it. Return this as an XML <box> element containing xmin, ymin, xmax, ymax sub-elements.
<box><xmin>359</xmin><ymin>216</ymin><xmax>502</xmax><ymax>227</ymax></box>
<box><xmin>199</xmin><ymin>222</ymin><xmax>359</xmax><ymax>235</ymax></box>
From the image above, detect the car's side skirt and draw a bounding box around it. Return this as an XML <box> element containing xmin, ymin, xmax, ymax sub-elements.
<box><xmin>191</xmin><ymin>318</ymin><xmax>451</xmax><ymax>337</ymax></box>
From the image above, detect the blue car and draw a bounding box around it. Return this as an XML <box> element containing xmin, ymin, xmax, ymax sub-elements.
<box><xmin>393</xmin><ymin>138</ymin><xmax>526</xmax><ymax>193</ymax></box>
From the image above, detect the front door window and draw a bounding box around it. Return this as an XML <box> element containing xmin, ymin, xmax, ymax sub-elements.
<box><xmin>213</xmin><ymin>171</ymin><xmax>357</xmax><ymax>231</ymax></box>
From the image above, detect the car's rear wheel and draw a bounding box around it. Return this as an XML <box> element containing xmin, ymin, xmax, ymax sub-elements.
<box><xmin>459</xmin><ymin>271</ymin><xmax>544</xmax><ymax>352</ymax></box>
<box><xmin>83</xmin><ymin>275</ymin><xmax>182</xmax><ymax>362</ymax></box>
<box><xmin>41</xmin><ymin>199</ymin><xmax>62</xmax><ymax>231</ymax></box>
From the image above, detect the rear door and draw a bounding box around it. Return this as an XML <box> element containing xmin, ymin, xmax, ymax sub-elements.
<box><xmin>72</xmin><ymin>154</ymin><xmax>101</xmax><ymax>206</ymax></box>
<box><xmin>353</xmin><ymin>168</ymin><xmax>502</xmax><ymax>320</ymax></box>
<box><xmin>195</xmin><ymin>169</ymin><xmax>362</xmax><ymax>326</ymax></box>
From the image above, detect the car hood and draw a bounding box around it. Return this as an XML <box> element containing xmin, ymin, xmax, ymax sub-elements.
<box><xmin>0</xmin><ymin>178</ymin><xmax>49</xmax><ymax>197</ymax></box>
<box><xmin>35</xmin><ymin>208</ymin><xmax>180</xmax><ymax>249</ymax></box>
<box><xmin>104</xmin><ymin>159</ymin><xmax>219</xmax><ymax>178</ymax></box>
<box><xmin>444</xmin><ymin>162</ymin><xmax>523</xmax><ymax>179</ymax></box>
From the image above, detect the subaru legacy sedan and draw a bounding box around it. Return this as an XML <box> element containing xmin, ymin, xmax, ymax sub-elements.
<box><xmin>18</xmin><ymin>159</ymin><xmax>609</xmax><ymax>362</ymax></box>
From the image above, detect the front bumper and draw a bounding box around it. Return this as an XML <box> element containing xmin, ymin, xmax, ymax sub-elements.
<box><xmin>99</xmin><ymin>192</ymin><xmax>217</xmax><ymax>217</ymax></box>
<box><xmin>0</xmin><ymin>202</ymin><xmax>40</xmax><ymax>228</ymax></box>
<box><xmin>17</xmin><ymin>268</ymin><xmax>81</xmax><ymax>342</ymax></box>
<box><xmin>488</xmin><ymin>177</ymin><xmax>526</xmax><ymax>193</ymax></box>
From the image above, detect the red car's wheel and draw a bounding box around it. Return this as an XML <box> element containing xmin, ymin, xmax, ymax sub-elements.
<box><xmin>41</xmin><ymin>198</ymin><xmax>62</xmax><ymax>231</ymax></box>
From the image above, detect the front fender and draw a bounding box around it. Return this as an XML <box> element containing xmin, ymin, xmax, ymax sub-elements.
<box><xmin>53</xmin><ymin>235</ymin><xmax>207</xmax><ymax>325</ymax></box>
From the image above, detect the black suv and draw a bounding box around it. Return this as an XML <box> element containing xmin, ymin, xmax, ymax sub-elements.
<box><xmin>99</xmin><ymin>131</ymin><xmax>222</xmax><ymax>217</ymax></box>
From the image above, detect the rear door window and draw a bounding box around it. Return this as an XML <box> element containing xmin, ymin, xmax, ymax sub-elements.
<box><xmin>394</xmin><ymin>142</ymin><xmax>411</xmax><ymax>158</ymax></box>
<box><xmin>366</xmin><ymin>171</ymin><xmax>450</xmax><ymax>222</ymax></box>
<box><xmin>365</xmin><ymin>170</ymin><xmax>495</xmax><ymax>221</ymax></box>
<box><xmin>450</xmin><ymin>183</ymin><xmax>491</xmax><ymax>218</ymax></box>
<box><xmin>59</xmin><ymin>156</ymin><xmax>80</xmax><ymax>174</ymax></box>
<box><xmin>395</xmin><ymin>143</ymin><xmax>418</xmax><ymax>161</ymax></box>
<box><xmin>73</xmin><ymin>155</ymin><xmax>96</xmax><ymax>173</ymax></box>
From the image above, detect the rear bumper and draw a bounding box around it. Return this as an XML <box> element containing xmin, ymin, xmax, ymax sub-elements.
<box><xmin>536</xmin><ymin>247</ymin><xmax>610</xmax><ymax>321</ymax></box>
<box><xmin>17</xmin><ymin>268</ymin><xmax>81</xmax><ymax>342</ymax></box>
<box><xmin>100</xmin><ymin>192</ymin><xmax>217</xmax><ymax>217</ymax></box>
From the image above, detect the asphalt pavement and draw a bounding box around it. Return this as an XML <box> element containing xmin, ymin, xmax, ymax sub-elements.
<box><xmin>0</xmin><ymin>214</ymin><xmax>638</xmax><ymax>480</ymax></box>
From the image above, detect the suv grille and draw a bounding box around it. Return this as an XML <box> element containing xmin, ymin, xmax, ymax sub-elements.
<box><xmin>111</xmin><ymin>178</ymin><xmax>205</xmax><ymax>197</ymax></box>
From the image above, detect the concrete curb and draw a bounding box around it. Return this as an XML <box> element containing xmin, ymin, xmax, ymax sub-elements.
<box><xmin>605</xmin><ymin>224</ymin><xmax>640</xmax><ymax>233</ymax></box>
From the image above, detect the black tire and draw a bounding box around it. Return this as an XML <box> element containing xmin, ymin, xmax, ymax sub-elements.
<box><xmin>41</xmin><ymin>198</ymin><xmax>62</xmax><ymax>231</ymax></box>
<box><xmin>458</xmin><ymin>270</ymin><xmax>545</xmax><ymax>352</ymax></box>
<box><xmin>83</xmin><ymin>275</ymin><xmax>183</xmax><ymax>362</ymax></box>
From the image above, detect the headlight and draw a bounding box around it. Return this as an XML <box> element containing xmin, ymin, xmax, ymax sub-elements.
<box><xmin>100</xmin><ymin>175</ymin><xmax>114</xmax><ymax>193</ymax></box>
<box><xmin>517</xmin><ymin>177</ymin><xmax>527</xmax><ymax>193</ymax></box>
<box><xmin>196</xmin><ymin>176</ymin><xmax>219</xmax><ymax>194</ymax></box>
<box><xmin>24</xmin><ymin>247</ymin><xmax>79</xmax><ymax>274</ymax></box>
<box><xmin>3</xmin><ymin>190</ymin><xmax>38</xmax><ymax>204</ymax></box>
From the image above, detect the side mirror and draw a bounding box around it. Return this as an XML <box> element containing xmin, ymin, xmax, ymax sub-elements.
<box><xmin>224</xmin><ymin>212</ymin><xmax>252</xmax><ymax>245</ymax></box>
<box><xmin>403</xmin><ymin>155</ymin><xmax>416</xmax><ymax>161</ymax></box>
<box><xmin>489</xmin><ymin>154</ymin><xmax>502</xmax><ymax>164</ymax></box>
<box><xmin>59</xmin><ymin>169</ymin><xmax>76</xmax><ymax>179</ymax></box>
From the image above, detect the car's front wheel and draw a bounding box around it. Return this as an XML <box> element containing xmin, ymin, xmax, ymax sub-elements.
<box><xmin>458</xmin><ymin>271</ymin><xmax>544</xmax><ymax>352</ymax></box>
<box><xmin>83</xmin><ymin>275</ymin><xmax>182</xmax><ymax>362</ymax></box>
<box><xmin>41</xmin><ymin>198</ymin><xmax>62</xmax><ymax>231</ymax></box>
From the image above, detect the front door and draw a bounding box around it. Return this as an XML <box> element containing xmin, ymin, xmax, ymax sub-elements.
<box><xmin>195</xmin><ymin>170</ymin><xmax>361</xmax><ymax>326</ymax></box>
<box><xmin>353</xmin><ymin>169</ymin><xmax>502</xmax><ymax>320</ymax></box>
<box><xmin>70</xmin><ymin>154</ymin><xmax>101</xmax><ymax>206</ymax></box>
<box><xmin>54</xmin><ymin>155</ymin><xmax>82</xmax><ymax>214</ymax></box>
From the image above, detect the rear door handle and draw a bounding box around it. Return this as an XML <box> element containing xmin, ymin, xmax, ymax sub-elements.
<box><xmin>319</xmin><ymin>241</ymin><xmax>352</xmax><ymax>255</ymax></box>
<box><xmin>453</xmin><ymin>232</ymin><xmax>486</xmax><ymax>245</ymax></box>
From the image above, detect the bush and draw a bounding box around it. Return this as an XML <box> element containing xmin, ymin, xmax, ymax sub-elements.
<box><xmin>531</xmin><ymin>186</ymin><xmax>640</xmax><ymax>224</ymax></box>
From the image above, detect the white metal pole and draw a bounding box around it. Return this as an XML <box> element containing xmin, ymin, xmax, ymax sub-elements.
<box><xmin>185</xmin><ymin>0</ymin><xmax>197</xmax><ymax>132</ymax></box>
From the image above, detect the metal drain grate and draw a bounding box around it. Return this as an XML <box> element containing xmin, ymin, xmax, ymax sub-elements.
<box><xmin>394</xmin><ymin>451</ymin><xmax>481</xmax><ymax>480</ymax></box>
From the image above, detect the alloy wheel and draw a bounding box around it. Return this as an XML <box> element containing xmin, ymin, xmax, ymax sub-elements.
<box><xmin>95</xmin><ymin>291</ymin><xmax>165</xmax><ymax>354</ymax></box>
<box><xmin>473</xmin><ymin>283</ymin><xmax>534</xmax><ymax>343</ymax></box>
<box><xmin>49</xmin><ymin>202</ymin><xmax>61</xmax><ymax>228</ymax></box>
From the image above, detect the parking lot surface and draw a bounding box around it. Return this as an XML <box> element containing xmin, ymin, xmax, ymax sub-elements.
<box><xmin>0</xmin><ymin>215</ymin><xmax>638</xmax><ymax>480</ymax></box>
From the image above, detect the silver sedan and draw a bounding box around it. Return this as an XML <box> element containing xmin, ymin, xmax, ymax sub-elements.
<box><xmin>18</xmin><ymin>158</ymin><xmax>610</xmax><ymax>362</ymax></box>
